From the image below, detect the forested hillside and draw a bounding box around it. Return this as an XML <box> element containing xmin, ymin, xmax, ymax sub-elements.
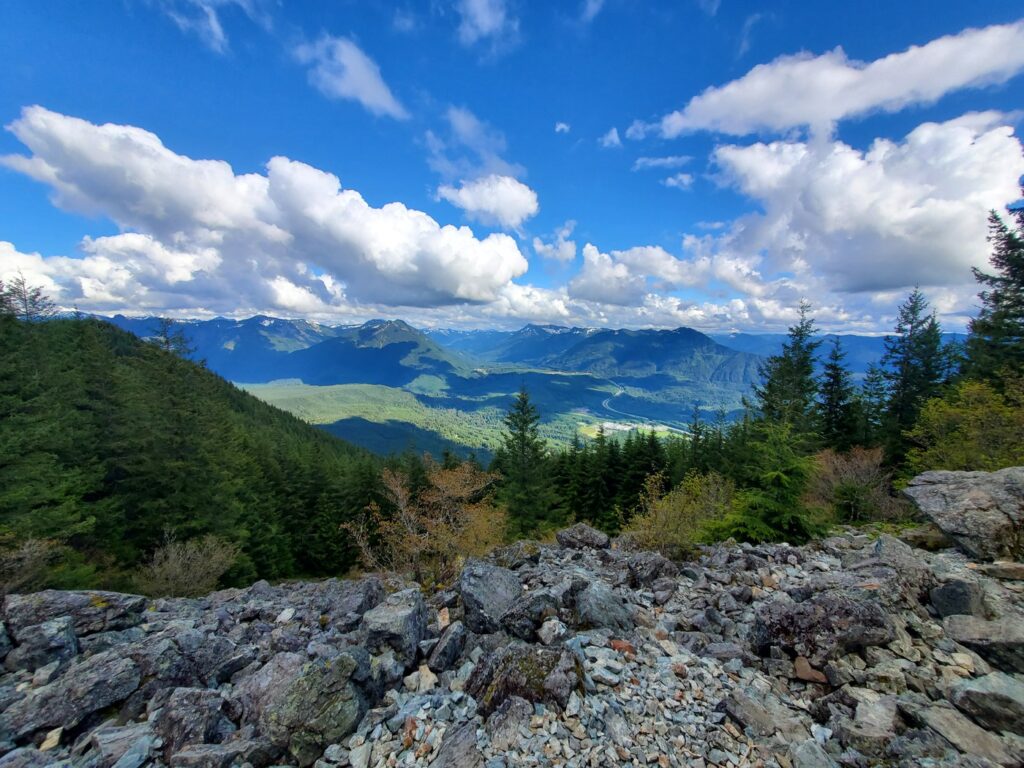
<box><xmin>0</xmin><ymin>310</ymin><xmax>382</xmax><ymax>590</ymax></box>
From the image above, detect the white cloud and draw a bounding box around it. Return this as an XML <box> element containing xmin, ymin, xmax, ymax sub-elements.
<box><xmin>662</xmin><ymin>172</ymin><xmax>694</xmax><ymax>189</ymax></box>
<box><xmin>1</xmin><ymin>106</ymin><xmax>529</xmax><ymax>312</ymax></box>
<box><xmin>580</xmin><ymin>0</ymin><xmax>604</xmax><ymax>23</ymax></box>
<box><xmin>294</xmin><ymin>36</ymin><xmax>408</xmax><ymax>120</ymax></box>
<box><xmin>710</xmin><ymin>112</ymin><xmax>1024</xmax><ymax>293</ymax></box>
<box><xmin>599</xmin><ymin>127</ymin><xmax>622</xmax><ymax>148</ymax></box>
<box><xmin>632</xmin><ymin>155</ymin><xmax>691</xmax><ymax>171</ymax></box>
<box><xmin>427</xmin><ymin>106</ymin><xmax>524</xmax><ymax>181</ymax></box>
<box><xmin>156</xmin><ymin>0</ymin><xmax>271</xmax><ymax>53</ymax></box>
<box><xmin>642</xmin><ymin>20</ymin><xmax>1024</xmax><ymax>137</ymax></box>
<box><xmin>437</xmin><ymin>174</ymin><xmax>539</xmax><ymax>229</ymax></box>
<box><xmin>455</xmin><ymin>0</ymin><xmax>518</xmax><ymax>49</ymax></box>
<box><xmin>555</xmin><ymin>122</ymin><xmax>571</xmax><ymax>134</ymax></box>
<box><xmin>696</xmin><ymin>0</ymin><xmax>720</xmax><ymax>17</ymax></box>
<box><xmin>568</xmin><ymin>243</ymin><xmax>708</xmax><ymax>305</ymax></box>
<box><xmin>533</xmin><ymin>221</ymin><xmax>577</xmax><ymax>262</ymax></box>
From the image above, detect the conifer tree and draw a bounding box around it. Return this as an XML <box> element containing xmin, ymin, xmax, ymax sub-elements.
<box><xmin>493</xmin><ymin>386</ymin><xmax>553</xmax><ymax>537</ymax></box>
<box><xmin>753</xmin><ymin>301</ymin><xmax>821</xmax><ymax>437</ymax></box>
<box><xmin>879</xmin><ymin>288</ymin><xmax>952</xmax><ymax>463</ymax></box>
<box><xmin>817</xmin><ymin>339</ymin><xmax>859</xmax><ymax>451</ymax></box>
<box><xmin>965</xmin><ymin>203</ymin><xmax>1024</xmax><ymax>383</ymax></box>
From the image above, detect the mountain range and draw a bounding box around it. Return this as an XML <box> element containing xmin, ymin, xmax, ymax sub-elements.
<box><xmin>99</xmin><ymin>314</ymin><xmax>962</xmax><ymax>459</ymax></box>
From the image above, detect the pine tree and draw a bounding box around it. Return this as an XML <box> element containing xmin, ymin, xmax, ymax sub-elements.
<box><xmin>493</xmin><ymin>387</ymin><xmax>553</xmax><ymax>537</ymax></box>
<box><xmin>880</xmin><ymin>288</ymin><xmax>952</xmax><ymax>463</ymax></box>
<box><xmin>965</xmin><ymin>203</ymin><xmax>1024</xmax><ymax>383</ymax></box>
<box><xmin>4</xmin><ymin>273</ymin><xmax>56</xmax><ymax>321</ymax></box>
<box><xmin>817</xmin><ymin>339</ymin><xmax>859</xmax><ymax>451</ymax></box>
<box><xmin>753</xmin><ymin>301</ymin><xmax>821</xmax><ymax>437</ymax></box>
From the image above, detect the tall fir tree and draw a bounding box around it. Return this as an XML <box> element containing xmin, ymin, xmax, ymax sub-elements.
<box><xmin>492</xmin><ymin>386</ymin><xmax>554</xmax><ymax>537</ymax></box>
<box><xmin>965</xmin><ymin>202</ymin><xmax>1024</xmax><ymax>384</ymax></box>
<box><xmin>880</xmin><ymin>288</ymin><xmax>952</xmax><ymax>463</ymax></box>
<box><xmin>817</xmin><ymin>339</ymin><xmax>859</xmax><ymax>451</ymax></box>
<box><xmin>753</xmin><ymin>301</ymin><xmax>821</xmax><ymax>438</ymax></box>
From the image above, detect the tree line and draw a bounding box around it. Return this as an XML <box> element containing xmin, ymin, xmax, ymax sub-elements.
<box><xmin>488</xmin><ymin>198</ymin><xmax>1024</xmax><ymax>546</ymax></box>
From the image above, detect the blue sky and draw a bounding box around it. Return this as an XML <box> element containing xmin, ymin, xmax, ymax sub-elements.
<box><xmin>1</xmin><ymin>1</ymin><xmax>1022</xmax><ymax>331</ymax></box>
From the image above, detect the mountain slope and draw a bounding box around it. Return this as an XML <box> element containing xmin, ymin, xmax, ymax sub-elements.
<box><xmin>0</xmin><ymin>316</ymin><xmax>379</xmax><ymax>589</ymax></box>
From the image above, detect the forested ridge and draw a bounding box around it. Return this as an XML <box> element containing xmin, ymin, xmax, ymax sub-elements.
<box><xmin>0</xmin><ymin>307</ymin><xmax>383</xmax><ymax>590</ymax></box>
<box><xmin>2</xmin><ymin>197</ymin><xmax>1022</xmax><ymax>594</ymax></box>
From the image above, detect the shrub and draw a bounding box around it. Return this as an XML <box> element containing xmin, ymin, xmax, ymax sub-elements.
<box><xmin>135</xmin><ymin>530</ymin><xmax>240</xmax><ymax>597</ymax></box>
<box><xmin>345</xmin><ymin>457</ymin><xmax>507</xmax><ymax>587</ymax></box>
<box><xmin>0</xmin><ymin>537</ymin><xmax>60</xmax><ymax>595</ymax></box>
<box><xmin>906</xmin><ymin>379</ymin><xmax>1024</xmax><ymax>474</ymax></box>
<box><xmin>624</xmin><ymin>471</ymin><xmax>733</xmax><ymax>560</ymax></box>
<box><xmin>806</xmin><ymin>447</ymin><xmax>909</xmax><ymax>523</ymax></box>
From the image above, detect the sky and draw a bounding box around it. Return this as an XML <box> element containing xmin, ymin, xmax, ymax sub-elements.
<box><xmin>1</xmin><ymin>1</ymin><xmax>1022</xmax><ymax>332</ymax></box>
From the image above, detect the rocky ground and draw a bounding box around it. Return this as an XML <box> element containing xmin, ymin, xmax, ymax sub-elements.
<box><xmin>1</xmin><ymin>468</ymin><xmax>1023</xmax><ymax>768</ymax></box>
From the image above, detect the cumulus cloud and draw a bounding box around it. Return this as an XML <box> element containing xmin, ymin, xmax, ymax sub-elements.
<box><xmin>639</xmin><ymin>20</ymin><xmax>1024</xmax><ymax>137</ymax></box>
<box><xmin>533</xmin><ymin>221</ymin><xmax>577</xmax><ymax>262</ymax></box>
<box><xmin>294</xmin><ymin>36</ymin><xmax>408</xmax><ymax>119</ymax></box>
<box><xmin>632</xmin><ymin>155</ymin><xmax>691</xmax><ymax>171</ymax></box>
<box><xmin>662</xmin><ymin>172</ymin><xmax>694</xmax><ymax>190</ymax></box>
<box><xmin>555</xmin><ymin>122</ymin><xmax>571</xmax><ymax>134</ymax></box>
<box><xmin>599</xmin><ymin>127</ymin><xmax>622</xmax><ymax>148</ymax></box>
<box><xmin>710</xmin><ymin>112</ymin><xmax>1024</xmax><ymax>293</ymax></box>
<box><xmin>1</xmin><ymin>106</ymin><xmax>528</xmax><ymax>313</ymax></box>
<box><xmin>568</xmin><ymin>243</ymin><xmax>708</xmax><ymax>305</ymax></box>
<box><xmin>437</xmin><ymin>174</ymin><xmax>539</xmax><ymax>229</ymax></box>
<box><xmin>454</xmin><ymin>0</ymin><xmax>518</xmax><ymax>49</ymax></box>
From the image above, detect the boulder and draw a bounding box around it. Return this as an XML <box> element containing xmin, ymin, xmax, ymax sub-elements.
<box><xmin>943</xmin><ymin>615</ymin><xmax>1024</xmax><ymax>673</ymax></box>
<box><xmin>260</xmin><ymin>656</ymin><xmax>366</xmax><ymax>767</ymax></box>
<box><xmin>903</xmin><ymin>467</ymin><xmax>1024</xmax><ymax>561</ymax></box>
<box><xmin>88</xmin><ymin>722</ymin><xmax>158</xmax><ymax>768</ymax></box>
<box><xmin>950</xmin><ymin>672</ymin><xmax>1024</xmax><ymax>735</ymax></box>
<box><xmin>431</xmin><ymin>721</ymin><xmax>483</xmax><ymax>768</ymax></box>
<box><xmin>902</xmin><ymin>701</ymin><xmax>1017</xmax><ymax>766</ymax></box>
<box><xmin>485</xmin><ymin>696</ymin><xmax>533</xmax><ymax>751</ymax></box>
<box><xmin>0</xmin><ymin>749</ymin><xmax>52</xmax><ymax>768</ymax></box>
<box><xmin>488</xmin><ymin>540</ymin><xmax>542</xmax><ymax>570</ymax></box>
<box><xmin>4</xmin><ymin>616</ymin><xmax>78</xmax><ymax>672</ymax></box>
<box><xmin>360</xmin><ymin>588</ymin><xmax>426</xmax><ymax>668</ymax></box>
<box><xmin>2</xmin><ymin>650</ymin><xmax>141</xmax><ymax>739</ymax></box>
<box><xmin>930</xmin><ymin>579</ymin><xmax>987</xmax><ymax>618</ymax></box>
<box><xmin>500</xmin><ymin>591</ymin><xmax>560</xmax><ymax>641</ymax></box>
<box><xmin>466</xmin><ymin>644</ymin><xmax>584</xmax><ymax>716</ymax></box>
<box><xmin>152</xmin><ymin>687</ymin><xmax>233</xmax><ymax>757</ymax></box>
<box><xmin>4</xmin><ymin>590</ymin><xmax>146</xmax><ymax>637</ymax></box>
<box><xmin>426</xmin><ymin>620</ymin><xmax>466</xmax><ymax>672</ymax></box>
<box><xmin>626</xmin><ymin>551</ymin><xmax>679</xmax><ymax>587</ymax></box>
<box><xmin>555</xmin><ymin>523</ymin><xmax>610</xmax><ymax>550</ymax></box>
<box><xmin>752</xmin><ymin>590</ymin><xmax>896</xmax><ymax>667</ymax></box>
<box><xmin>574</xmin><ymin>580</ymin><xmax>633</xmax><ymax>632</ymax></box>
<box><xmin>169</xmin><ymin>740</ymin><xmax>276</xmax><ymax>768</ymax></box>
<box><xmin>457</xmin><ymin>560</ymin><xmax>521</xmax><ymax>634</ymax></box>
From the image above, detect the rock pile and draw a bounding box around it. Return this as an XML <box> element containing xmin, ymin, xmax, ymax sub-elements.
<box><xmin>1</xmin><ymin>469</ymin><xmax>1023</xmax><ymax>767</ymax></box>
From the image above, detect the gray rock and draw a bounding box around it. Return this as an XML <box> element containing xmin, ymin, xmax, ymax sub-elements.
<box><xmin>0</xmin><ymin>623</ymin><xmax>10</xmax><ymax>662</ymax></box>
<box><xmin>152</xmin><ymin>687</ymin><xmax>232</xmax><ymax>757</ymax></box>
<box><xmin>485</xmin><ymin>696</ymin><xmax>532</xmax><ymax>751</ymax></box>
<box><xmin>360</xmin><ymin>588</ymin><xmax>426</xmax><ymax>668</ymax></box>
<box><xmin>433</xmin><ymin>722</ymin><xmax>483</xmax><ymax>768</ymax></box>
<box><xmin>906</xmin><ymin>702</ymin><xmax>1017</xmax><ymax>766</ymax></box>
<box><xmin>500</xmin><ymin>591</ymin><xmax>559</xmax><ymax>641</ymax></box>
<box><xmin>574</xmin><ymin>580</ymin><xmax>633</xmax><ymax>632</ymax></box>
<box><xmin>903</xmin><ymin>467</ymin><xmax>1024</xmax><ymax>561</ymax></box>
<box><xmin>4</xmin><ymin>616</ymin><xmax>78</xmax><ymax>672</ymax></box>
<box><xmin>2</xmin><ymin>649</ymin><xmax>141</xmax><ymax>739</ymax></box>
<box><xmin>466</xmin><ymin>644</ymin><xmax>583</xmax><ymax>715</ymax></box>
<box><xmin>260</xmin><ymin>655</ymin><xmax>366</xmax><ymax>767</ymax></box>
<box><xmin>752</xmin><ymin>590</ymin><xmax>896</xmax><ymax>667</ymax></box>
<box><xmin>724</xmin><ymin>689</ymin><xmax>810</xmax><ymax>743</ymax></box>
<box><xmin>88</xmin><ymin>722</ymin><xmax>157</xmax><ymax>768</ymax></box>
<box><xmin>950</xmin><ymin>672</ymin><xmax>1024</xmax><ymax>735</ymax></box>
<box><xmin>458</xmin><ymin>560</ymin><xmax>521</xmax><ymax>634</ymax></box>
<box><xmin>944</xmin><ymin>614</ymin><xmax>1024</xmax><ymax>673</ymax></box>
<box><xmin>488</xmin><ymin>540</ymin><xmax>541</xmax><ymax>570</ymax></box>
<box><xmin>537</xmin><ymin>618</ymin><xmax>567</xmax><ymax>646</ymax></box>
<box><xmin>0</xmin><ymin>749</ymin><xmax>52</xmax><ymax>768</ymax></box>
<box><xmin>930</xmin><ymin>579</ymin><xmax>987</xmax><ymax>618</ymax></box>
<box><xmin>555</xmin><ymin>523</ymin><xmax>610</xmax><ymax>550</ymax></box>
<box><xmin>4</xmin><ymin>590</ymin><xmax>146</xmax><ymax>637</ymax></box>
<box><xmin>789</xmin><ymin>739</ymin><xmax>836</xmax><ymax>768</ymax></box>
<box><xmin>427</xmin><ymin>620</ymin><xmax>466</xmax><ymax>672</ymax></box>
<box><xmin>168</xmin><ymin>740</ymin><xmax>277</xmax><ymax>768</ymax></box>
<box><xmin>626</xmin><ymin>551</ymin><xmax>679</xmax><ymax>587</ymax></box>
